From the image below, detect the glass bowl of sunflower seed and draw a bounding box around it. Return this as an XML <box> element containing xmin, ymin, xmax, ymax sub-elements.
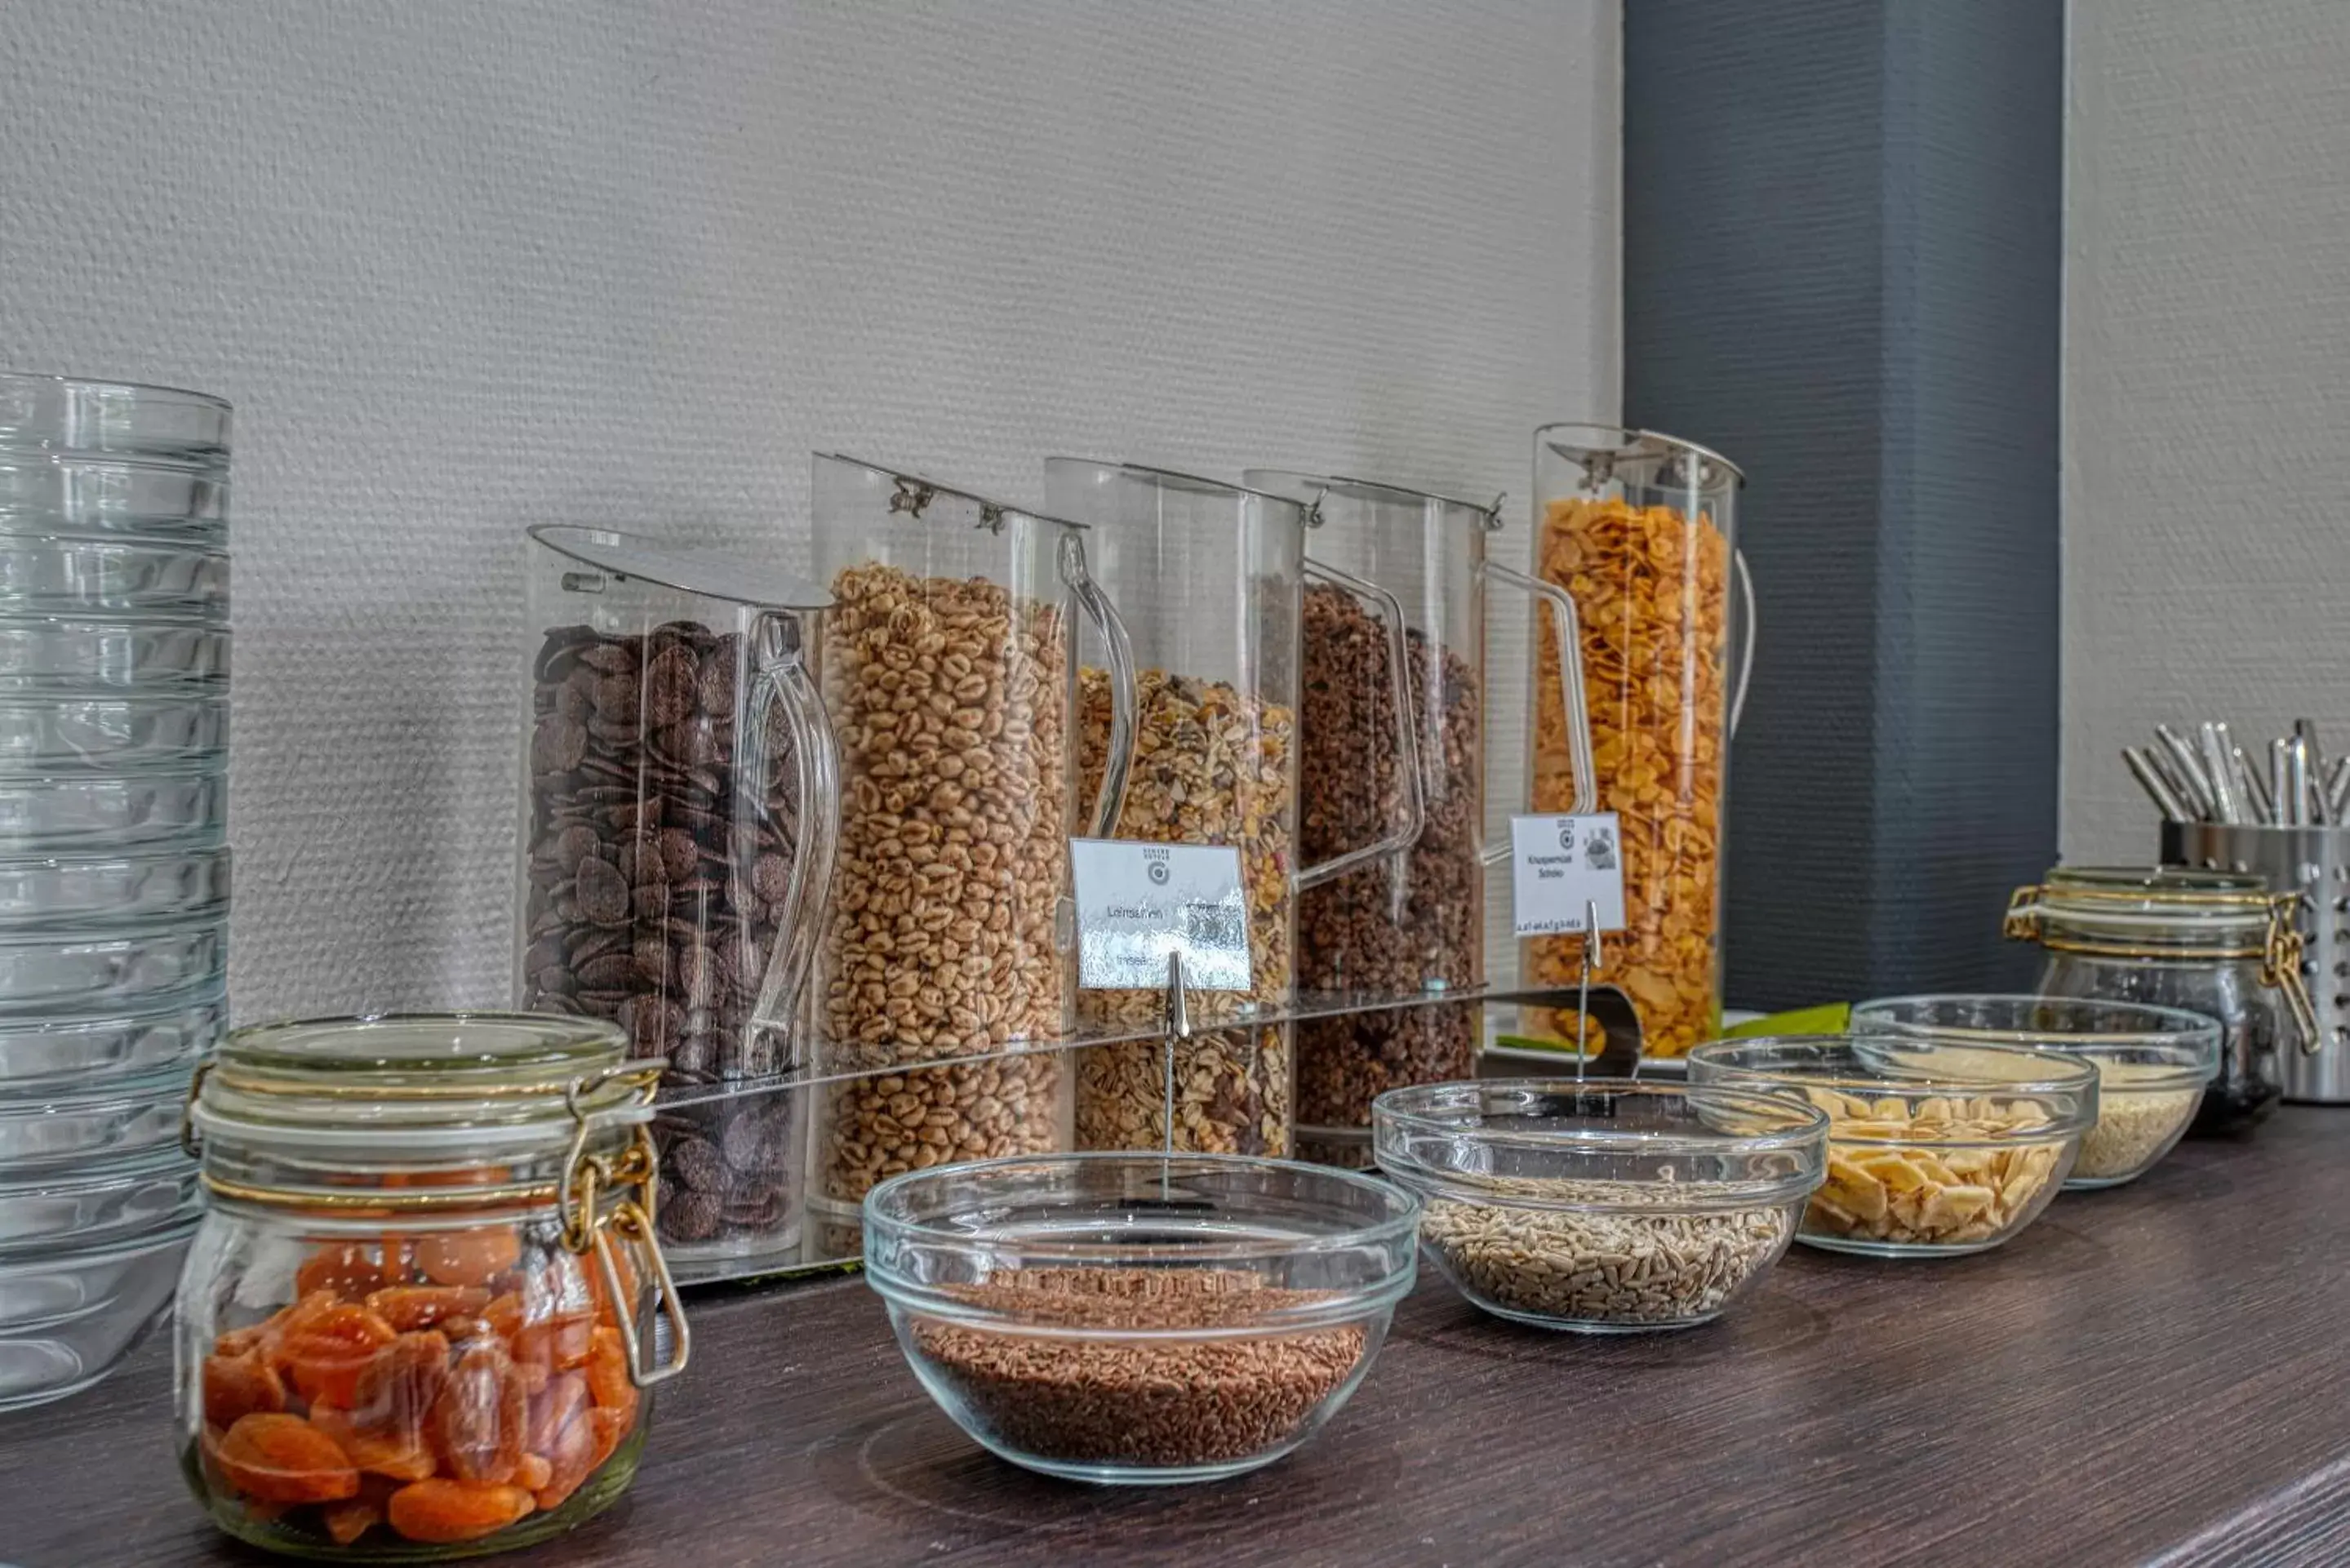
<box><xmin>1372</xmin><ymin>1079</ymin><xmax>1828</xmax><ymax>1331</ymax></box>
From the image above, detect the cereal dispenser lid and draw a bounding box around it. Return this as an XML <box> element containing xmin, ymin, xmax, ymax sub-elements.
<box><xmin>528</xmin><ymin>524</ymin><xmax>828</xmax><ymax>612</ymax></box>
<box><xmin>1247</xmin><ymin>470</ymin><xmax>1504</xmax><ymax>531</ymax></box>
<box><xmin>1535</xmin><ymin>423</ymin><xmax>1745</xmax><ymax>491</ymax></box>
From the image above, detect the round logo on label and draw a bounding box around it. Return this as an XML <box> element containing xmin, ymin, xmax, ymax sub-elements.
<box><xmin>1148</xmin><ymin>860</ymin><xmax>1170</xmax><ymax>886</ymax></box>
<box><xmin>1557</xmin><ymin>822</ymin><xmax>1575</xmax><ymax>852</ymax></box>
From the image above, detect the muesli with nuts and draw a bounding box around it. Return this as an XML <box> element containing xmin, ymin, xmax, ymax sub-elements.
<box><xmin>1074</xmin><ymin>668</ymin><xmax>1296</xmax><ymax>1156</ymax></box>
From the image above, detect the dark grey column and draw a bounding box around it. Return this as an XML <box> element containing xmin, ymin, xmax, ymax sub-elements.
<box><xmin>1623</xmin><ymin>0</ymin><xmax>2064</xmax><ymax>1007</ymax></box>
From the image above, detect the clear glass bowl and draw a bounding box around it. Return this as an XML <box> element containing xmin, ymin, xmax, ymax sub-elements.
<box><xmin>0</xmin><ymin>1066</ymin><xmax>187</xmax><ymax>1166</ymax></box>
<box><xmin>0</xmin><ymin>691</ymin><xmax>229</xmax><ymax>773</ymax></box>
<box><xmin>0</xmin><ymin>1143</ymin><xmax>198</xmax><ymax>1250</ymax></box>
<box><xmin>0</xmin><ymin>1215</ymin><xmax>195</xmax><ymax>1413</ymax></box>
<box><xmin>0</xmin><ymin>532</ymin><xmax>229</xmax><ymax>618</ymax></box>
<box><xmin>1851</xmin><ymin>995</ymin><xmax>2220</xmax><ymax>1188</ymax></box>
<box><xmin>0</xmin><ymin>373</ymin><xmax>233</xmax><ymax>463</ymax></box>
<box><xmin>0</xmin><ymin>918</ymin><xmax>225</xmax><ymax>1017</ymax></box>
<box><xmin>0</xmin><ymin>617</ymin><xmax>229</xmax><ymax>690</ymax></box>
<box><xmin>863</xmin><ymin>1153</ymin><xmax>1419</xmax><ymax>1485</ymax></box>
<box><xmin>0</xmin><ymin>766</ymin><xmax>226</xmax><ymax>848</ymax></box>
<box><xmin>1372</xmin><ymin>1079</ymin><xmax>1826</xmax><ymax>1333</ymax></box>
<box><xmin>0</xmin><ymin>455</ymin><xmax>227</xmax><ymax>539</ymax></box>
<box><xmin>0</xmin><ymin>988</ymin><xmax>225</xmax><ymax>1084</ymax></box>
<box><xmin>0</xmin><ymin>845</ymin><xmax>229</xmax><ymax>927</ymax></box>
<box><xmin>1687</xmin><ymin>1036</ymin><xmax>2098</xmax><ymax>1258</ymax></box>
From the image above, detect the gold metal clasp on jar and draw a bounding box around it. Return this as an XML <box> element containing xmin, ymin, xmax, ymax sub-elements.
<box><xmin>2001</xmin><ymin>884</ymin><xmax>2046</xmax><ymax>944</ymax></box>
<box><xmin>2260</xmin><ymin>893</ymin><xmax>2323</xmax><ymax>1055</ymax></box>
<box><xmin>561</xmin><ymin>1062</ymin><xmax>691</xmax><ymax>1388</ymax></box>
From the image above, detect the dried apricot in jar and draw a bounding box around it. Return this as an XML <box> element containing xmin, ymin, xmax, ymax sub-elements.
<box><xmin>213</xmin><ymin>1412</ymin><xmax>361</xmax><ymax>1504</ymax></box>
<box><xmin>349</xmin><ymin>1330</ymin><xmax>451</xmax><ymax>1434</ymax></box>
<box><xmin>584</xmin><ymin>1324</ymin><xmax>637</xmax><ymax>1424</ymax></box>
<box><xmin>529</xmin><ymin>1406</ymin><xmax>598</xmax><ymax>1512</ymax></box>
<box><xmin>415</xmin><ymin>1228</ymin><xmax>523</xmax><ymax>1289</ymax></box>
<box><xmin>384</xmin><ymin>1478</ymin><xmax>535</xmax><ymax>1544</ymax></box>
<box><xmin>510</xmin><ymin>1303</ymin><xmax>595</xmax><ymax>1373</ymax></box>
<box><xmin>313</xmin><ymin>1406</ymin><xmax>438</xmax><ymax>1483</ymax></box>
<box><xmin>277</xmin><ymin>1304</ymin><xmax>399</xmax><ymax>1408</ymax></box>
<box><xmin>201</xmin><ymin>1349</ymin><xmax>286</xmax><ymax>1428</ymax></box>
<box><xmin>431</xmin><ymin>1339</ymin><xmax>528</xmax><ymax>1485</ymax></box>
<box><xmin>295</xmin><ymin>1242</ymin><xmax>385</xmax><ymax>1301</ymax></box>
<box><xmin>366</xmin><ymin>1285</ymin><xmax>491</xmax><ymax>1333</ymax></box>
<box><xmin>321</xmin><ymin>1500</ymin><xmax>381</xmax><ymax>1546</ymax></box>
<box><xmin>526</xmin><ymin>1371</ymin><xmax>588</xmax><ymax>1454</ymax></box>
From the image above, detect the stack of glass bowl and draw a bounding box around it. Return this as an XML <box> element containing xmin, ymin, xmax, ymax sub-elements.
<box><xmin>0</xmin><ymin>372</ymin><xmax>230</xmax><ymax>1410</ymax></box>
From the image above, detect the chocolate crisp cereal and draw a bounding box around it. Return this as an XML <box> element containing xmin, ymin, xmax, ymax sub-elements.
<box><xmin>1295</xmin><ymin>584</ymin><xmax>1483</xmax><ymax>1140</ymax></box>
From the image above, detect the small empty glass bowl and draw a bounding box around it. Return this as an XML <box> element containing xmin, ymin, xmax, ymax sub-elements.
<box><xmin>1373</xmin><ymin>1080</ymin><xmax>1827</xmax><ymax>1333</ymax></box>
<box><xmin>0</xmin><ymin>766</ymin><xmax>225</xmax><ymax>849</ymax></box>
<box><xmin>864</xmin><ymin>1153</ymin><xmax>1419</xmax><ymax>1485</ymax></box>
<box><xmin>0</xmin><ymin>692</ymin><xmax>229</xmax><ymax>773</ymax></box>
<box><xmin>1687</xmin><ymin>1036</ymin><xmax>2098</xmax><ymax>1258</ymax></box>
<box><xmin>0</xmin><ymin>1067</ymin><xmax>187</xmax><ymax>1166</ymax></box>
<box><xmin>0</xmin><ymin>617</ymin><xmax>229</xmax><ymax>691</ymax></box>
<box><xmin>0</xmin><ymin>532</ymin><xmax>229</xmax><ymax>617</ymax></box>
<box><xmin>0</xmin><ymin>1144</ymin><xmax>198</xmax><ymax>1249</ymax></box>
<box><xmin>0</xmin><ymin>919</ymin><xmax>225</xmax><ymax>1018</ymax></box>
<box><xmin>1851</xmin><ymin>995</ymin><xmax>2220</xmax><ymax>1188</ymax></box>
<box><xmin>0</xmin><ymin>845</ymin><xmax>229</xmax><ymax>928</ymax></box>
<box><xmin>0</xmin><ymin>1216</ymin><xmax>196</xmax><ymax>1412</ymax></box>
<box><xmin>0</xmin><ymin>988</ymin><xmax>224</xmax><ymax>1085</ymax></box>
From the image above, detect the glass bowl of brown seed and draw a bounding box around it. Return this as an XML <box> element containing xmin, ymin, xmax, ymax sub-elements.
<box><xmin>1370</xmin><ymin>1079</ymin><xmax>1828</xmax><ymax>1333</ymax></box>
<box><xmin>861</xmin><ymin>1153</ymin><xmax>1420</xmax><ymax>1484</ymax></box>
<box><xmin>1688</xmin><ymin>1035</ymin><xmax>2099</xmax><ymax>1256</ymax></box>
<box><xmin>1849</xmin><ymin>996</ymin><xmax>2220</xmax><ymax>1189</ymax></box>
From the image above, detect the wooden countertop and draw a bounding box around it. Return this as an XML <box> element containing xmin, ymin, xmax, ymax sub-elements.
<box><xmin>9</xmin><ymin>1109</ymin><xmax>2350</xmax><ymax>1567</ymax></box>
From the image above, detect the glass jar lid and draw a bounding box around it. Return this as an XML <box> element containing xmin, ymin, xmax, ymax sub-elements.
<box><xmin>189</xmin><ymin>1011</ymin><xmax>651</xmax><ymax>1160</ymax></box>
<box><xmin>2010</xmin><ymin>864</ymin><xmax>2274</xmax><ymax>944</ymax></box>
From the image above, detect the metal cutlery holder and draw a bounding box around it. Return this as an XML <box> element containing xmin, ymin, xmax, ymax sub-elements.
<box><xmin>2166</xmin><ymin>820</ymin><xmax>2350</xmax><ymax>1103</ymax></box>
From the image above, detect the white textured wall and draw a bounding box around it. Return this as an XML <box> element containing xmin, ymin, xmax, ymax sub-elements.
<box><xmin>0</xmin><ymin>0</ymin><xmax>1619</xmax><ymax>1019</ymax></box>
<box><xmin>2063</xmin><ymin>0</ymin><xmax>2350</xmax><ymax>860</ymax></box>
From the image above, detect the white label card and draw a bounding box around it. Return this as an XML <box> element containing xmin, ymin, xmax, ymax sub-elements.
<box><xmin>1068</xmin><ymin>838</ymin><xmax>1253</xmax><ymax>993</ymax></box>
<box><xmin>1510</xmin><ymin>813</ymin><xmax>1628</xmax><ymax>938</ymax></box>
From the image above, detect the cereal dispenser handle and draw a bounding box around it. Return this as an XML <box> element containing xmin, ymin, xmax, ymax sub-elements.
<box><xmin>1479</xmin><ymin>561</ymin><xmax>1597</xmax><ymax>866</ymax></box>
<box><xmin>1063</xmin><ymin>530</ymin><xmax>1136</xmax><ymax>837</ymax></box>
<box><xmin>1731</xmin><ymin>548</ymin><xmax>1757</xmax><ymax>737</ymax></box>
<box><xmin>1295</xmin><ymin>557</ymin><xmax>1426</xmax><ymax>890</ymax></box>
<box><xmin>739</xmin><ymin>609</ymin><xmax>841</xmax><ymax>1055</ymax></box>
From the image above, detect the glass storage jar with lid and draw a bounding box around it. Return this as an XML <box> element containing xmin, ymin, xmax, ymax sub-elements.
<box><xmin>176</xmin><ymin>1013</ymin><xmax>688</xmax><ymax>1560</ymax></box>
<box><xmin>2002</xmin><ymin>866</ymin><xmax>2315</xmax><ymax>1132</ymax></box>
